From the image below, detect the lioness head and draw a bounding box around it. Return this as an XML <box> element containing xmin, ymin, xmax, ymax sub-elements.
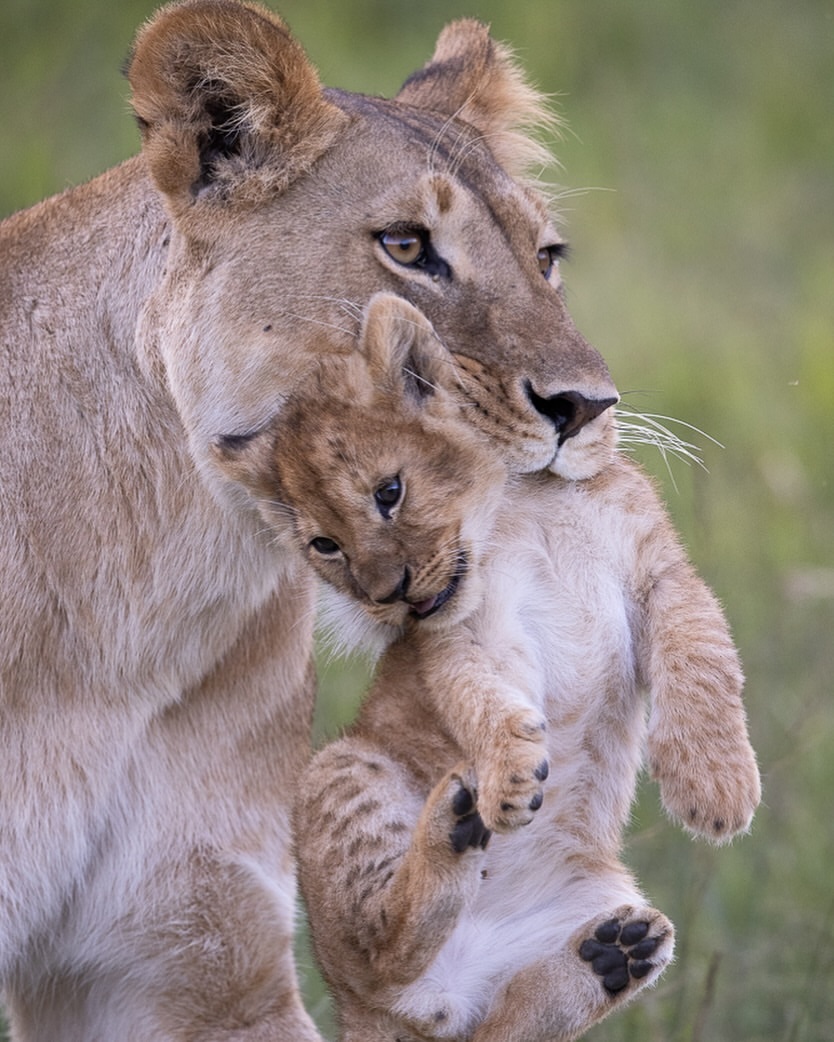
<box><xmin>214</xmin><ymin>293</ymin><xmax>507</xmax><ymax>650</ymax></box>
<box><xmin>127</xmin><ymin>0</ymin><xmax>618</xmax><ymax>493</ymax></box>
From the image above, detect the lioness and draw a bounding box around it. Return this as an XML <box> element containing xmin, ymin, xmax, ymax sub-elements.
<box><xmin>0</xmin><ymin>1</ymin><xmax>618</xmax><ymax>1039</ymax></box>
<box><xmin>217</xmin><ymin>292</ymin><xmax>760</xmax><ymax>1042</ymax></box>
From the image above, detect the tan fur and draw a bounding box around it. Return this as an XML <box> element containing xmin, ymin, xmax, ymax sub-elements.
<box><xmin>220</xmin><ymin>295</ymin><xmax>761</xmax><ymax>1042</ymax></box>
<box><xmin>0</xmin><ymin>3</ymin><xmax>620</xmax><ymax>1039</ymax></box>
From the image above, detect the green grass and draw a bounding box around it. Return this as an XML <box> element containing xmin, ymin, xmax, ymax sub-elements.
<box><xmin>2</xmin><ymin>0</ymin><xmax>833</xmax><ymax>1039</ymax></box>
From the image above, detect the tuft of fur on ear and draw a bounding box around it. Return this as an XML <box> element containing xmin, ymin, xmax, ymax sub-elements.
<box><xmin>396</xmin><ymin>19</ymin><xmax>559</xmax><ymax>182</ymax></box>
<box><xmin>359</xmin><ymin>293</ymin><xmax>458</xmax><ymax>404</ymax></box>
<box><xmin>126</xmin><ymin>0</ymin><xmax>349</xmax><ymax>210</ymax></box>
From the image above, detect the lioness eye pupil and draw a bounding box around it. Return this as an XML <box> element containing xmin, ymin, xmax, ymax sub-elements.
<box><xmin>537</xmin><ymin>247</ymin><xmax>553</xmax><ymax>278</ymax></box>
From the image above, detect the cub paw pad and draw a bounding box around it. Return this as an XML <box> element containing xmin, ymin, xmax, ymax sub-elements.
<box><xmin>579</xmin><ymin>917</ymin><xmax>663</xmax><ymax>995</ymax></box>
<box><xmin>449</xmin><ymin>779</ymin><xmax>491</xmax><ymax>853</ymax></box>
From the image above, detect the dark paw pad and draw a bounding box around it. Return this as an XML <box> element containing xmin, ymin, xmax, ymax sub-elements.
<box><xmin>450</xmin><ymin>812</ymin><xmax>490</xmax><ymax>853</ymax></box>
<box><xmin>450</xmin><ymin>781</ymin><xmax>491</xmax><ymax>853</ymax></box>
<box><xmin>452</xmin><ymin>785</ymin><xmax>475</xmax><ymax>817</ymax></box>
<box><xmin>579</xmin><ymin>916</ymin><xmax>663</xmax><ymax>995</ymax></box>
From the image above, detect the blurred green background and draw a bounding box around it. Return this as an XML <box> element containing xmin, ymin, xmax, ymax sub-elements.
<box><xmin>2</xmin><ymin>0</ymin><xmax>832</xmax><ymax>1039</ymax></box>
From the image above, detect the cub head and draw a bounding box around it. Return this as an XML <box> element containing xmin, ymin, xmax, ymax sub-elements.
<box><xmin>127</xmin><ymin>0</ymin><xmax>618</xmax><ymax>493</ymax></box>
<box><xmin>213</xmin><ymin>293</ymin><xmax>506</xmax><ymax>652</ymax></box>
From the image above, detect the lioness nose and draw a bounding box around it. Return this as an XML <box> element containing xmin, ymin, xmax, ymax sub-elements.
<box><xmin>527</xmin><ymin>387</ymin><xmax>618</xmax><ymax>443</ymax></box>
<box><xmin>373</xmin><ymin>567</ymin><xmax>411</xmax><ymax>605</ymax></box>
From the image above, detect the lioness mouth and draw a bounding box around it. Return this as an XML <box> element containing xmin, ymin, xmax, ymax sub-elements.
<box><xmin>408</xmin><ymin>554</ymin><xmax>467</xmax><ymax>620</ymax></box>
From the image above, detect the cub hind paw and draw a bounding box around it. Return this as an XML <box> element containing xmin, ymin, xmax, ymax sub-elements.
<box><xmin>449</xmin><ymin>774</ymin><xmax>491</xmax><ymax>853</ymax></box>
<box><xmin>578</xmin><ymin>906</ymin><xmax>674</xmax><ymax>997</ymax></box>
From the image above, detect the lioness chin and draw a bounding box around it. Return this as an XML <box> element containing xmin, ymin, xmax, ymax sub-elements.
<box><xmin>2</xmin><ymin>2</ymin><xmax>617</xmax><ymax>1039</ymax></box>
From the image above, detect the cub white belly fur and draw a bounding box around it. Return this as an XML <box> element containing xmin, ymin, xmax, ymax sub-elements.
<box><xmin>392</xmin><ymin>482</ymin><xmax>649</xmax><ymax>1035</ymax></box>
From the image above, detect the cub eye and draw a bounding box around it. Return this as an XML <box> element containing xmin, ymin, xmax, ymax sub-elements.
<box><xmin>380</xmin><ymin>229</ymin><xmax>426</xmax><ymax>266</ymax></box>
<box><xmin>374</xmin><ymin>475</ymin><xmax>403</xmax><ymax>519</ymax></box>
<box><xmin>310</xmin><ymin>536</ymin><xmax>340</xmax><ymax>556</ymax></box>
<box><xmin>537</xmin><ymin>244</ymin><xmax>567</xmax><ymax>280</ymax></box>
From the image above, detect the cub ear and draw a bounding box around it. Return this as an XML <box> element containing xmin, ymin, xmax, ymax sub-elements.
<box><xmin>396</xmin><ymin>19</ymin><xmax>556</xmax><ymax>180</ymax></box>
<box><xmin>359</xmin><ymin>293</ymin><xmax>457</xmax><ymax>404</ymax></box>
<box><xmin>126</xmin><ymin>0</ymin><xmax>349</xmax><ymax>212</ymax></box>
<box><xmin>210</xmin><ymin>424</ymin><xmax>277</xmax><ymax>496</ymax></box>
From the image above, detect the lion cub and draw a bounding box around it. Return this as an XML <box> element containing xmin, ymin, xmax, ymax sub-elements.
<box><xmin>215</xmin><ymin>293</ymin><xmax>761</xmax><ymax>1042</ymax></box>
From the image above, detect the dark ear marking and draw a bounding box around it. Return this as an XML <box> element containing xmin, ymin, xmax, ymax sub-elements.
<box><xmin>195</xmin><ymin>84</ymin><xmax>247</xmax><ymax>193</ymax></box>
<box><xmin>213</xmin><ymin>430</ymin><xmax>260</xmax><ymax>457</ymax></box>
<box><xmin>402</xmin><ymin>350</ymin><xmax>438</xmax><ymax>402</ymax></box>
<box><xmin>126</xmin><ymin>0</ymin><xmax>349</xmax><ymax>209</ymax></box>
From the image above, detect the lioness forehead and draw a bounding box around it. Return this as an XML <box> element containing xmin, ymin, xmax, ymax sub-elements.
<box><xmin>326</xmin><ymin>89</ymin><xmax>554</xmax><ymax>225</ymax></box>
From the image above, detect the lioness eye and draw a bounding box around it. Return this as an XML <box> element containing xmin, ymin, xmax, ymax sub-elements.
<box><xmin>310</xmin><ymin>536</ymin><xmax>340</xmax><ymax>556</ymax></box>
<box><xmin>374</xmin><ymin>476</ymin><xmax>402</xmax><ymax>519</ymax></box>
<box><xmin>537</xmin><ymin>244</ymin><xmax>567</xmax><ymax>279</ymax></box>
<box><xmin>377</xmin><ymin>227</ymin><xmax>452</xmax><ymax>280</ymax></box>
<box><xmin>379</xmin><ymin>229</ymin><xmax>425</xmax><ymax>266</ymax></box>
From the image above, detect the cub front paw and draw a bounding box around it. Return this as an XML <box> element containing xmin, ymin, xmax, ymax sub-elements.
<box><xmin>476</xmin><ymin>709</ymin><xmax>549</xmax><ymax>833</ymax></box>
<box><xmin>650</xmin><ymin>733</ymin><xmax>761</xmax><ymax>844</ymax></box>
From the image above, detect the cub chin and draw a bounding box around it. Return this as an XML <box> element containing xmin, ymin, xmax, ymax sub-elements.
<box><xmin>215</xmin><ymin>293</ymin><xmax>760</xmax><ymax>1042</ymax></box>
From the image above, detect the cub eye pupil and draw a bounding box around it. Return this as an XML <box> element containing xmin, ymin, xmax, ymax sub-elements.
<box><xmin>310</xmin><ymin>536</ymin><xmax>340</xmax><ymax>555</ymax></box>
<box><xmin>379</xmin><ymin>230</ymin><xmax>425</xmax><ymax>266</ymax></box>
<box><xmin>374</xmin><ymin>476</ymin><xmax>402</xmax><ymax>518</ymax></box>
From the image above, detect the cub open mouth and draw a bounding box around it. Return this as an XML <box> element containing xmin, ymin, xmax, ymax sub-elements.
<box><xmin>408</xmin><ymin>553</ymin><xmax>467</xmax><ymax>620</ymax></box>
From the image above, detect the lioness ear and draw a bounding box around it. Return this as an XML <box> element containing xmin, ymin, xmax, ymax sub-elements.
<box><xmin>126</xmin><ymin>0</ymin><xmax>349</xmax><ymax>211</ymax></box>
<box><xmin>359</xmin><ymin>293</ymin><xmax>456</xmax><ymax>403</ymax></box>
<box><xmin>396</xmin><ymin>19</ymin><xmax>556</xmax><ymax>180</ymax></box>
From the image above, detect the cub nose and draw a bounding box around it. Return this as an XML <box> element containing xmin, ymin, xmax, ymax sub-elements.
<box><xmin>527</xmin><ymin>386</ymin><xmax>618</xmax><ymax>443</ymax></box>
<box><xmin>373</xmin><ymin>567</ymin><xmax>411</xmax><ymax>605</ymax></box>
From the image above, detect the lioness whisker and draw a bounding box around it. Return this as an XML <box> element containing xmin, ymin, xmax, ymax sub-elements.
<box><xmin>270</xmin><ymin>311</ymin><xmax>357</xmax><ymax>338</ymax></box>
<box><xmin>615</xmin><ymin>405</ymin><xmax>723</xmax><ymax>490</ymax></box>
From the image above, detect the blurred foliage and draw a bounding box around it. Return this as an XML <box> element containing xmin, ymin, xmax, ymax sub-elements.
<box><xmin>2</xmin><ymin>0</ymin><xmax>833</xmax><ymax>1040</ymax></box>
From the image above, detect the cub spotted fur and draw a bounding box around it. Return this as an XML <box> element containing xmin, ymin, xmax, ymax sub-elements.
<box><xmin>219</xmin><ymin>294</ymin><xmax>761</xmax><ymax>1042</ymax></box>
<box><xmin>0</xmin><ymin>2</ymin><xmax>617</xmax><ymax>1038</ymax></box>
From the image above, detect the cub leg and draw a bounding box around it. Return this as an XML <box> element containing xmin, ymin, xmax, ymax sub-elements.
<box><xmin>411</xmin><ymin>631</ymin><xmax>549</xmax><ymax>834</ymax></box>
<box><xmin>472</xmin><ymin>905</ymin><xmax>674</xmax><ymax>1042</ymax></box>
<box><xmin>644</xmin><ymin>564</ymin><xmax>761</xmax><ymax>843</ymax></box>
<box><xmin>352</xmin><ymin>762</ymin><xmax>489</xmax><ymax>987</ymax></box>
<box><xmin>297</xmin><ymin>746</ymin><xmax>488</xmax><ymax>1010</ymax></box>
